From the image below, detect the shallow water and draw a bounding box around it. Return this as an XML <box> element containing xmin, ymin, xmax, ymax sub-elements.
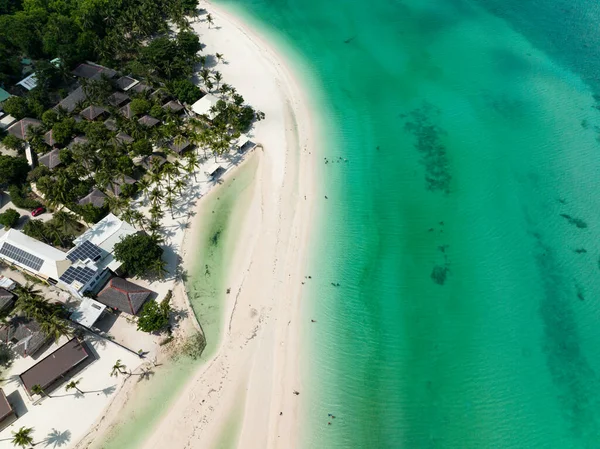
<box><xmin>97</xmin><ymin>156</ymin><xmax>258</xmax><ymax>449</ymax></box>
<box><xmin>219</xmin><ymin>0</ymin><xmax>600</xmax><ymax>447</ymax></box>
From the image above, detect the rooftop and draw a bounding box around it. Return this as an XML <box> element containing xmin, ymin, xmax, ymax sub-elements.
<box><xmin>7</xmin><ymin>118</ymin><xmax>42</xmax><ymax>140</ymax></box>
<box><xmin>80</xmin><ymin>105</ymin><xmax>107</xmax><ymax>121</ymax></box>
<box><xmin>0</xmin><ymin>317</ymin><xmax>49</xmax><ymax>358</ymax></box>
<box><xmin>169</xmin><ymin>139</ymin><xmax>191</xmax><ymax>154</ymax></box>
<box><xmin>0</xmin><ymin>287</ymin><xmax>15</xmax><ymax>312</ymax></box>
<box><xmin>55</xmin><ymin>87</ymin><xmax>86</xmax><ymax>113</ymax></box>
<box><xmin>97</xmin><ymin>277</ymin><xmax>151</xmax><ymax>315</ymax></box>
<box><xmin>191</xmin><ymin>94</ymin><xmax>220</xmax><ymax>119</ymax></box>
<box><xmin>0</xmin><ymin>229</ymin><xmax>70</xmax><ymax>281</ymax></box>
<box><xmin>74</xmin><ymin>213</ymin><xmax>137</xmax><ymax>257</ymax></box>
<box><xmin>129</xmin><ymin>82</ymin><xmax>151</xmax><ymax>94</ymax></box>
<box><xmin>0</xmin><ymin>88</ymin><xmax>10</xmax><ymax>103</ymax></box>
<box><xmin>43</xmin><ymin>129</ymin><xmax>57</xmax><ymax>147</ymax></box>
<box><xmin>138</xmin><ymin>115</ymin><xmax>160</xmax><ymax>128</ymax></box>
<box><xmin>163</xmin><ymin>100</ymin><xmax>184</xmax><ymax>113</ymax></box>
<box><xmin>0</xmin><ymin>389</ymin><xmax>13</xmax><ymax>423</ymax></box>
<box><xmin>115</xmin><ymin>132</ymin><xmax>134</xmax><ymax>144</ymax></box>
<box><xmin>72</xmin><ymin>63</ymin><xmax>117</xmax><ymax>80</ymax></box>
<box><xmin>16</xmin><ymin>73</ymin><xmax>38</xmax><ymax>91</ymax></box>
<box><xmin>70</xmin><ymin>297</ymin><xmax>106</xmax><ymax>328</ymax></box>
<box><xmin>77</xmin><ymin>188</ymin><xmax>107</xmax><ymax>208</ymax></box>
<box><xmin>108</xmin><ymin>91</ymin><xmax>130</xmax><ymax>107</ymax></box>
<box><xmin>38</xmin><ymin>148</ymin><xmax>62</xmax><ymax>169</ymax></box>
<box><xmin>20</xmin><ymin>338</ymin><xmax>91</xmax><ymax>394</ymax></box>
<box><xmin>115</xmin><ymin>76</ymin><xmax>139</xmax><ymax>91</ymax></box>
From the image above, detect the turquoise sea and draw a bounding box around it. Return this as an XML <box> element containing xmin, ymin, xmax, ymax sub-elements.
<box><xmin>219</xmin><ymin>0</ymin><xmax>600</xmax><ymax>447</ymax></box>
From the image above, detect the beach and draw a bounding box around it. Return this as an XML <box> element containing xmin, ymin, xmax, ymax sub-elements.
<box><xmin>74</xmin><ymin>3</ymin><xmax>318</xmax><ymax>448</ymax></box>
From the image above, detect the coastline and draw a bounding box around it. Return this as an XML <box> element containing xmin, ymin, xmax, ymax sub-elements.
<box><xmin>76</xmin><ymin>2</ymin><xmax>320</xmax><ymax>448</ymax></box>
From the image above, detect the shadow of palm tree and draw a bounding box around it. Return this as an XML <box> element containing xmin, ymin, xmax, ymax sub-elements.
<box><xmin>101</xmin><ymin>385</ymin><xmax>117</xmax><ymax>396</ymax></box>
<box><xmin>136</xmin><ymin>368</ymin><xmax>155</xmax><ymax>382</ymax></box>
<box><xmin>43</xmin><ymin>428</ymin><xmax>71</xmax><ymax>448</ymax></box>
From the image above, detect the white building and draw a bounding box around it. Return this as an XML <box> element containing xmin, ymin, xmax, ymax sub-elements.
<box><xmin>191</xmin><ymin>94</ymin><xmax>220</xmax><ymax>120</ymax></box>
<box><xmin>0</xmin><ymin>214</ymin><xmax>137</xmax><ymax>299</ymax></box>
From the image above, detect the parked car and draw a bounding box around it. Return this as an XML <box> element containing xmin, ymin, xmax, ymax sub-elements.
<box><xmin>31</xmin><ymin>207</ymin><xmax>45</xmax><ymax>217</ymax></box>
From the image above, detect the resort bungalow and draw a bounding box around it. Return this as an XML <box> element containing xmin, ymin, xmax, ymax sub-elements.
<box><xmin>0</xmin><ymin>388</ymin><xmax>16</xmax><ymax>430</ymax></box>
<box><xmin>7</xmin><ymin>118</ymin><xmax>42</xmax><ymax>140</ymax></box>
<box><xmin>80</xmin><ymin>105</ymin><xmax>108</xmax><ymax>121</ymax></box>
<box><xmin>104</xmin><ymin>118</ymin><xmax>118</xmax><ymax>131</ymax></box>
<box><xmin>0</xmin><ymin>288</ymin><xmax>15</xmax><ymax>313</ymax></box>
<box><xmin>162</xmin><ymin>100</ymin><xmax>184</xmax><ymax>115</ymax></box>
<box><xmin>72</xmin><ymin>62</ymin><xmax>117</xmax><ymax>80</ymax></box>
<box><xmin>0</xmin><ymin>88</ymin><xmax>11</xmax><ymax>105</ymax></box>
<box><xmin>38</xmin><ymin>148</ymin><xmax>62</xmax><ymax>170</ymax></box>
<box><xmin>15</xmin><ymin>58</ymin><xmax>62</xmax><ymax>92</ymax></box>
<box><xmin>206</xmin><ymin>162</ymin><xmax>226</xmax><ymax>180</ymax></box>
<box><xmin>107</xmin><ymin>91</ymin><xmax>130</xmax><ymax>108</ymax></box>
<box><xmin>169</xmin><ymin>139</ymin><xmax>192</xmax><ymax>155</ymax></box>
<box><xmin>119</xmin><ymin>103</ymin><xmax>134</xmax><ymax>119</ymax></box>
<box><xmin>115</xmin><ymin>75</ymin><xmax>139</xmax><ymax>92</ymax></box>
<box><xmin>236</xmin><ymin>135</ymin><xmax>256</xmax><ymax>153</ymax></box>
<box><xmin>129</xmin><ymin>82</ymin><xmax>151</xmax><ymax>94</ymax></box>
<box><xmin>140</xmin><ymin>154</ymin><xmax>167</xmax><ymax>171</ymax></box>
<box><xmin>55</xmin><ymin>87</ymin><xmax>86</xmax><ymax>113</ymax></box>
<box><xmin>96</xmin><ymin>277</ymin><xmax>152</xmax><ymax>315</ymax></box>
<box><xmin>43</xmin><ymin>129</ymin><xmax>59</xmax><ymax>147</ymax></box>
<box><xmin>0</xmin><ymin>111</ymin><xmax>17</xmax><ymax>131</ymax></box>
<box><xmin>106</xmin><ymin>175</ymin><xmax>137</xmax><ymax>197</ymax></box>
<box><xmin>0</xmin><ymin>318</ymin><xmax>50</xmax><ymax>358</ymax></box>
<box><xmin>19</xmin><ymin>338</ymin><xmax>92</xmax><ymax>396</ymax></box>
<box><xmin>77</xmin><ymin>188</ymin><xmax>107</xmax><ymax>209</ymax></box>
<box><xmin>191</xmin><ymin>94</ymin><xmax>220</xmax><ymax>120</ymax></box>
<box><xmin>68</xmin><ymin>136</ymin><xmax>89</xmax><ymax>150</ymax></box>
<box><xmin>138</xmin><ymin>115</ymin><xmax>160</xmax><ymax>128</ymax></box>
<box><xmin>115</xmin><ymin>132</ymin><xmax>134</xmax><ymax>145</ymax></box>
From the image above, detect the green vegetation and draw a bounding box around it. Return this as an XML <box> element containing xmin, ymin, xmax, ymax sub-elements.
<box><xmin>15</xmin><ymin>283</ymin><xmax>72</xmax><ymax>342</ymax></box>
<box><xmin>23</xmin><ymin>211</ymin><xmax>81</xmax><ymax>248</ymax></box>
<box><xmin>7</xmin><ymin>184</ymin><xmax>41</xmax><ymax>209</ymax></box>
<box><xmin>0</xmin><ymin>155</ymin><xmax>29</xmax><ymax>186</ymax></box>
<box><xmin>0</xmin><ymin>208</ymin><xmax>19</xmax><ymax>228</ymax></box>
<box><xmin>10</xmin><ymin>426</ymin><xmax>35</xmax><ymax>448</ymax></box>
<box><xmin>137</xmin><ymin>291</ymin><xmax>173</xmax><ymax>333</ymax></box>
<box><xmin>113</xmin><ymin>233</ymin><xmax>164</xmax><ymax>278</ymax></box>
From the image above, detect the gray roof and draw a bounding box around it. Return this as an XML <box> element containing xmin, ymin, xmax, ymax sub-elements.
<box><xmin>38</xmin><ymin>148</ymin><xmax>62</xmax><ymax>169</ymax></box>
<box><xmin>120</xmin><ymin>103</ymin><xmax>134</xmax><ymax>119</ymax></box>
<box><xmin>80</xmin><ymin>105</ymin><xmax>107</xmax><ymax>121</ymax></box>
<box><xmin>130</xmin><ymin>82</ymin><xmax>151</xmax><ymax>94</ymax></box>
<box><xmin>97</xmin><ymin>277</ymin><xmax>151</xmax><ymax>315</ymax></box>
<box><xmin>138</xmin><ymin>115</ymin><xmax>159</xmax><ymax>127</ymax></box>
<box><xmin>108</xmin><ymin>91</ymin><xmax>130</xmax><ymax>107</ymax></box>
<box><xmin>44</xmin><ymin>129</ymin><xmax>57</xmax><ymax>147</ymax></box>
<box><xmin>104</xmin><ymin>118</ymin><xmax>117</xmax><ymax>131</ymax></box>
<box><xmin>72</xmin><ymin>63</ymin><xmax>117</xmax><ymax>80</ymax></box>
<box><xmin>106</xmin><ymin>175</ymin><xmax>136</xmax><ymax>197</ymax></box>
<box><xmin>169</xmin><ymin>139</ymin><xmax>191</xmax><ymax>154</ymax></box>
<box><xmin>7</xmin><ymin>118</ymin><xmax>42</xmax><ymax>140</ymax></box>
<box><xmin>163</xmin><ymin>100</ymin><xmax>184</xmax><ymax>113</ymax></box>
<box><xmin>77</xmin><ymin>188</ymin><xmax>107</xmax><ymax>208</ymax></box>
<box><xmin>141</xmin><ymin>154</ymin><xmax>166</xmax><ymax>170</ymax></box>
<box><xmin>55</xmin><ymin>87</ymin><xmax>86</xmax><ymax>113</ymax></box>
<box><xmin>115</xmin><ymin>132</ymin><xmax>134</xmax><ymax>144</ymax></box>
<box><xmin>0</xmin><ymin>388</ymin><xmax>14</xmax><ymax>423</ymax></box>
<box><xmin>115</xmin><ymin>76</ymin><xmax>138</xmax><ymax>91</ymax></box>
<box><xmin>0</xmin><ymin>288</ymin><xmax>15</xmax><ymax>312</ymax></box>
<box><xmin>68</xmin><ymin>136</ymin><xmax>89</xmax><ymax>149</ymax></box>
<box><xmin>0</xmin><ymin>318</ymin><xmax>49</xmax><ymax>357</ymax></box>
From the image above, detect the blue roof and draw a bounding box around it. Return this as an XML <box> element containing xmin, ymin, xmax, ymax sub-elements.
<box><xmin>0</xmin><ymin>88</ymin><xmax>10</xmax><ymax>103</ymax></box>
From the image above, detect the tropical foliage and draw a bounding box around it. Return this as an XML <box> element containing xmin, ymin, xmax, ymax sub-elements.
<box><xmin>113</xmin><ymin>233</ymin><xmax>164</xmax><ymax>278</ymax></box>
<box><xmin>137</xmin><ymin>291</ymin><xmax>172</xmax><ymax>332</ymax></box>
<box><xmin>0</xmin><ymin>208</ymin><xmax>19</xmax><ymax>229</ymax></box>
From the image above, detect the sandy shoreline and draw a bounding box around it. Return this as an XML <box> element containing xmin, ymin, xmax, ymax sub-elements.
<box><xmin>76</xmin><ymin>2</ymin><xmax>318</xmax><ymax>448</ymax></box>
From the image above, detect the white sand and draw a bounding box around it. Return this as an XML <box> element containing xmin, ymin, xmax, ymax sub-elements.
<box><xmin>140</xmin><ymin>4</ymin><xmax>318</xmax><ymax>449</ymax></box>
<box><xmin>73</xmin><ymin>2</ymin><xmax>318</xmax><ymax>448</ymax></box>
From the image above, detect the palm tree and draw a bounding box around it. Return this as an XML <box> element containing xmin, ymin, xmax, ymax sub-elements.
<box><xmin>38</xmin><ymin>314</ymin><xmax>71</xmax><ymax>343</ymax></box>
<box><xmin>213</xmin><ymin>71</ymin><xmax>222</xmax><ymax>89</ymax></box>
<box><xmin>132</xmin><ymin>211</ymin><xmax>148</xmax><ymax>231</ymax></box>
<box><xmin>199</xmin><ymin>69</ymin><xmax>211</xmax><ymax>85</ymax></box>
<box><xmin>215</xmin><ymin>53</ymin><xmax>224</xmax><ymax>64</ymax></box>
<box><xmin>199</xmin><ymin>55</ymin><xmax>207</xmax><ymax>68</ymax></box>
<box><xmin>52</xmin><ymin>211</ymin><xmax>79</xmax><ymax>236</ymax></box>
<box><xmin>31</xmin><ymin>384</ymin><xmax>51</xmax><ymax>398</ymax></box>
<box><xmin>184</xmin><ymin>153</ymin><xmax>200</xmax><ymax>181</ymax></box>
<box><xmin>206</xmin><ymin>13</ymin><xmax>214</xmax><ymax>28</ymax></box>
<box><xmin>111</xmin><ymin>359</ymin><xmax>129</xmax><ymax>377</ymax></box>
<box><xmin>11</xmin><ymin>426</ymin><xmax>34</xmax><ymax>448</ymax></box>
<box><xmin>152</xmin><ymin>257</ymin><xmax>168</xmax><ymax>279</ymax></box>
<box><xmin>65</xmin><ymin>379</ymin><xmax>85</xmax><ymax>395</ymax></box>
<box><xmin>174</xmin><ymin>178</ymin><xmax>186</xmax><ymax>195</ymax></box>
<box><xmin>120</xmin><ymin>209</ymin><xmax>135</xmax><ymax>225</ymax></box>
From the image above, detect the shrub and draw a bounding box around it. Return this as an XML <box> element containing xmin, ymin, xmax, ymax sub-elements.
<box><xmin>137</xmin><ymin>293</ymin><xmax>172</xmax><ymax>333</ymax></box>
<box><xmin>0</xmin><ymin>155</ymin><xmax>29</xmax><ymax>186</ymax></box>
<box><xmin>171</xmin><ymin>79</ymin><xmax>202</xmax><ymax>104</ymax></box>
<box><xmin>8</xmin><ymin>185</ymin><xmax>41</xmax><ymax>209</ymax></box>
<box><xmin>129</xmin><ymin>98</ymin><xmax>151</xmax><ymax>116</ymax></box>
<box><xmin>2</xmin><ymin>135</ymin><xmax>24</xmax><ymax>152</ymax></box>
<box><xmin>0</xmin><ymin>208</ymin><xmax>20</xmax><ymax>229</ymax></box>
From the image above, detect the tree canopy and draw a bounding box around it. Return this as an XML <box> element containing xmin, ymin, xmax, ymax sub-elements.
<box><xmin>113</xmin><ymin>233</ymin><xmax>164</xmax><ymax>277</ymax></box>
<box><xmin>0</xmin><ymin>155</ymin><xmax>29</xmax><ymax>186</ymax></box>
<box><xmin>137</xmin><ymin>291</ymin><xmax>172</xmax><ymax>332</ymax></box>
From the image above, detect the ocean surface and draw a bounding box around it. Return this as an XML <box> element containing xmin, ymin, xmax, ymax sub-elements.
<box><xmin>218</xmin><ymin>0</ymin><xmax>600</xmax><ymax>447</ymax></box>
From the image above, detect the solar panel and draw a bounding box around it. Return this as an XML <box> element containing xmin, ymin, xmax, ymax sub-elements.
<box><xmin>0</xmin><ymin>243</ymin><xmax>44</xmax><ymax>271</ymax></box>
<box><xmin>59</xmin><ymin>265</ymin><xmax>96</xmax><ymax>286</ymax></box>
<box><xmin>67</xmin><ymin>240</ymin><xmax>102</xmax><ymax>263</ymax></box>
